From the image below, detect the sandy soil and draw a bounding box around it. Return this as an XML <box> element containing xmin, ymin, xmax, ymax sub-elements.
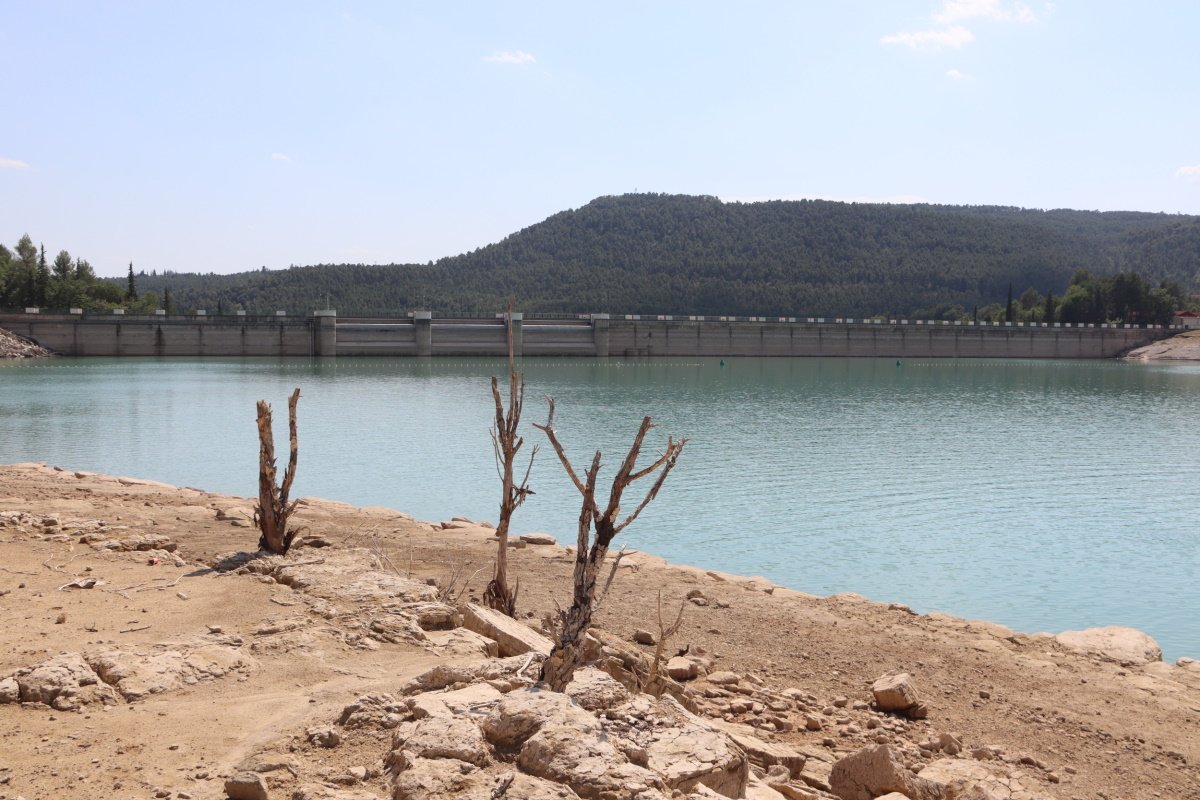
<box><xmin>1124</xmin><ymin>329</ymin><xmax>1200</xmax><ymax>361</ymax></box>
<box><xmin>0</xmin><ymin>463</ymin><xmax>1197</xmax><ymax>800</ymax></box>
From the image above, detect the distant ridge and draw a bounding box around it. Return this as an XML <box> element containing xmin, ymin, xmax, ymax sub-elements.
<box><xmin>132</xmin><ymin>194</ymin><xmax>1200</xmax><ymax>318</ymax></box>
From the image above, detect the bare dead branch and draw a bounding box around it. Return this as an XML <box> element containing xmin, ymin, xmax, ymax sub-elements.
<box><xmin>536</xmin><ymin>401</ymin><xmax>686</xmax><ymax>691</ymax></box>
<box><xmin>254</xmin><ymin>388</ymin><xmax>302</xmax><ymax>555</ymax></box>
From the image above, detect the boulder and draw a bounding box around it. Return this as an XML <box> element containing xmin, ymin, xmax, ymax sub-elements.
<box><xmin>389</xmin><ymin>757</ymin><xmax>494</xmax><ymax>800</ymax></box>
<box><xmin>390</xmin><ymin>716</ymin><xmax>491</xmax><ymax>767</ymax></box>
<box><xmin>0</xmin><ymin>676</ymin><xmax>19</xmax><ymax>703</ymax></box>
<box><xmin>710</xmin><ymin>720</ymin><xmax>806</xmax><ymax>778</ymax></box>
<box><xmin>408</xmin><ymin>682</ymin><xmax>503</xmax><ymax>720</ymax></box>
<box><xmin>520</xmin><ymin>533</ymin><xmax>558</xmax><ymax>545</ymax></box>
<box><xmin>518</xmin><ymin>721</ymin><xmax>665</xmax><ymax>800</ymax></box>
<box><xmin>481</xmin><ymin>688</ymin><xmax>598</xmax><ymax>749</ymax></box>
<box><xmin>1054</xmin><ymin>626</ymin><xmax>1163</xmax><ymax>665</ymax></box>
<box><xmin>292</xmin><ymin>786</ymin><xmax>383</xmax><ymax>800</ymax></box>
<box><xmin>400</xmin><ymin>655</ymin><xmax>542</xmax><ymax>695</ymax></box>
<box><xmin>667</xmin><ymin>656</ymin><xmax>700</xmax><ymax>681</ymax></box>
<box><xmin>224</xmin><ymin>772</ymin><xmax>269</xmax><ymax>800</ymax></box>
<box><xmin>918</xmin><ymin>758</ymin><xmax>1055</xmax><ymax>800</ymax></box>
<box><xmin>307</xmin><ymin>725</ymin><xmax>341</xmax><ymax>748</ymax></box>
<box><xmin>641</xmin><ymin>697</ymin><xmax>749</xmax><ymax>797</ymax></box>
<box><xmin>566</xmin><ymin>667</ymin><xmax>630</xmax><ymax>711</ymax></box>
<box><xmin>15</xmin><ymin>653</ymin><xmax>120</xmax><ymax>710</ymax></box>
<box><xmin>871</xmin><ymin>673</ymin><xmax>920</xmax><ymax>713</ymax></box>
<box><xmin>86</xmin><ymin>643</ymin><xmax>254</xmax><ymax>700</ymax></box>
<box><xmin>460</xmin><ymin>603</ymin><xmax>553</xmax><ymax>657</ymax></box>
<box><xmin>706</xmin><ymin>671</ymin><xmax>741</xmax><ymax>686</ymax></box>
<box><xmin>423</xmin><ymin>628</ymin><xmax>499</xmax><ymax>658</ymax></box>
<box><xmin>829</xmin><ymin>744</ymin><xmax>944</xmax><ymax>800</ymax></box>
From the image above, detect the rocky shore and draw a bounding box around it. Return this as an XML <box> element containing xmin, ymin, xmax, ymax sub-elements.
<box><xmin>0</xmin><ymin>463</ymin><xmax>1196</xmax><ymax>800</ymax></box>
<box><xmin>1124</xmin><ymin>329</ymin><xmax>1200</xmax><ymax>361</ymax></box>
<box><xmin>0</xmin><ymin>327</ymin><xmax>51</xmax><ymax>359</ymax></box>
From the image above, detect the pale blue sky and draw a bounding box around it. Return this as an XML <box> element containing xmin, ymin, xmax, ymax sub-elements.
<box><xmin>2</xmin><ymin>1</ymin><xmax>1198</xmax><ymax>276</ymax></box>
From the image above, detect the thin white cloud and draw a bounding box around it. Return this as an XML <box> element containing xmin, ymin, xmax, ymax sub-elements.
<box><xmin>883</xmin><ymin>0</ymin><xmax>1039</xmax><ymax>51</ymax></box>
<box><xmin>483</xmin><ymin>51</ymin><xmax>536</xmax><ymax>65</ymax></box>
<box><xmin>934</xmin><ymin>0</ymin><xmax>1037</xmax><ymax>24</ymax></box>
<box><xmin>881</xmin><ymin>26</ymin><xmax>973</xmax><ymax>51</ymax></box>
<box><xmin>946</xmin><ymin>68</ymin><xmax>969</xmax><ymax>80</ymax></box>
<box><xmin>1176</xmin><ymin>165</ymin><xmax>1200</xmax><ymax>180</ymax></box>
<box><xmin>271</xmin><ymin>152</ymin><xmax>291</xmax><ymax>162</ymax></box>
<box><xmin>0</xmin><ymin>157</ymin><xmax>32</xmax><ymax>170</ymax></box>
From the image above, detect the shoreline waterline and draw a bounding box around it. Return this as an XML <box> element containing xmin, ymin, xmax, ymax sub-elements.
<box><xmin>2</xmin><ymin>460</ymin><xmax>1191</xmax><ymax>664</ymax></box>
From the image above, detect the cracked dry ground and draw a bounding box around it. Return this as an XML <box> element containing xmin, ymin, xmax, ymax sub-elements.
<box><xmin>0</xmin><ymin>463</ymin><xmax>1197</xmax><ymax>800</ymax></box>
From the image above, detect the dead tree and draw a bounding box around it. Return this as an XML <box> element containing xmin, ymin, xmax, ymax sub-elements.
<box><xmin>533</xmin><ymin>398</ymin><xmax>686</xmax><ymax>690</ymax></box>
<box><xmin>253</xmin><ymin>388</ymin><xmax>301</xmax><ymax>555</ymax></box>
<box><xmin>483</xmin><ymin>305</ymin><xmax>536</xmax><ymax>616</ymax></box>
<box><xmin>640</xmin><ymin>591</ymin><xmax>687</xmax><ymax>698</ymax></box>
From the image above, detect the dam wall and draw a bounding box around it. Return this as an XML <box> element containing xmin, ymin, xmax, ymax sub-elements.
<box><xmin>1</xmin><ymin>311</ymin><xmax>1171</xmax><ymax>359</ymax></box>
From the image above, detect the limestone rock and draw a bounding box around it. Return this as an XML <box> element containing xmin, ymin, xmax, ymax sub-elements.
<box><xmin>390</xmin><ymin>716</ymin><xmax>491</xmax><ymax>766</ymax></box>
<box><xmin>491</xmin><ymin>773</ymin><xmax>583</xmax><ymax>799</ymax></box>
<box><xmin>389</xmin><ymin>757</ymin><xmax>493</xmax><ymax>800</ymax></box>
<box><xmin>292</xmin><ymin>786</ymin><xmax>383</xmax><ymax>800</ymax></box>
<box><xmin>460</xmin><ymin>603</ymin><xmax>553</xmax><ymax>658</ymax></box>
<box><xmin>306</xmin><ymin>725</ymin><xmax>341</xmax><ymax>748</ymax></box>
<box><xmin>566</xmin><ymin>666</ymin><xmax>631</xmax><ymax>711</ymax></box>
<box><xmin>224</xmin><ymin>772</ymin><xmax>269</xmax><ymax>800</ymax></box>
<box><xmin>667</xmin><ymin>656</ymin><xmax>700</xmax><ymax>681</ymax></box>
<box><xmin>85</xmin><ymin>643</ymin><xmax>253</xmax><ymax>700</ymax></box>
<box><xmin>15</xmin><ymin>653</ymin><xmax>120</xmax><ymax>710</ymax></box>
<box><xmin>918</xmin><ymin>758</ymin><xmax>1056</xmax><ymax>800</ymax></box>
<box><xmin>408</xmin><ymin>682</ymin><xmax>502</xmax><ymax>720</ymax></box>
<box><xmin>871</xmin><ymin>673</ymin><xmax>920</xmax><ymax>714</ymax></box>
<box><xmin>518</xmin><ymin>721</ymin><xmax>665</xmax><ymax>800</ymax></box>
<box><xmin>706</xmin><ymin>671</ymin><xmax>741</xmax><ymax>686</ymax></box>
<box><xmin>829</xmin><ymin>744</ymin><xmax>944</xmax><ymax>800</ymax></box>
<box><xmin>397</xmin><ymin>602</ymin><xmax>461</xmax><ymax>631</ymax></box>
<box><xmin>423</xmin><ymin>628</ymin><xmax>499</xmax><ymax>658</ymax></box>
<box><xmin>481</xmin><ymin>688</ymin><xmax>599</xmax><ymax>749</ymax></box>
<box><xmin>520</xmin><ymin>532</ymin><xmax>558</xmax><ymax>545</ymax></box>
<box><xmin>400</xmin><ymin>655</ymin><xmax>542</xmax><ymax>695</ymax></box>
<box><xmin>367</xmin><ymin>615</ymin><xmax>427</xmax><ymax>644</ymax></box>
<box><xmin>0</xmin><ymin>676</ymin><xmax>19</xmax><ymax>703</ymax></box>
<box><xmin>633</xmin><ymin>629</ymin><xmax>656</xmax><ymax>645</ymax></box>
<box><xmin>640</xmin><ymin>696</ymin><xmax>749</xmax><ymax>797</ymax></box>
<box><xmin>710</xmin><ymin>720</ymin><xmax>806</xmax><ymax>778</ymax></box>
<box><xmin>1054</xmin><ymin>626</ymin><xmax>1163</xmax><ymax>665</ymax></box>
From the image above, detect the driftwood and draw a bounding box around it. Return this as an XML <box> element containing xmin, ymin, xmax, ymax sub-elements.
<box><xmin>483</xmin><ymin>305</ymin><xmax>536</xmax><ymax>616</ymax></box>
<box><xmin>253</xmin><ymin>388</ymin><xmax>301</xmax><ymax>555</ymax></box>
<box><xmin>533</xmin><ymin>397</ymin><xmax>686</xmax><ymax>690</ymax></box>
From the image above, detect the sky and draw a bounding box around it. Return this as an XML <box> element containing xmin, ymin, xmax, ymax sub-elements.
<box><xmin>2</xmin><ymin>0</ymin><xmax>1198</xmax><ymax>276</ymax></box>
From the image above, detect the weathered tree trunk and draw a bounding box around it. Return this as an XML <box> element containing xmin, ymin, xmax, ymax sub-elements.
<box><xmin>535</xmin><ymin>403</ymin><xmax>685</xmax><ymax>691</ymax></box>
<box><xmin>254</xmin><ymin>388</ymin><xmax>301</xmax><ymax>555</ymax></box>
<box><xmin>484</xmin><ymin>305</ymin><xmax>535</xmax><ymax>617</ymax></box>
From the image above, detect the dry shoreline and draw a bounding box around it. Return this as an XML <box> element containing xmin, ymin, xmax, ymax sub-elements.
<box><xmin>1</xmin><ymin>462</ymin><xmax>1198</xmax><ymax>800</ymax></box>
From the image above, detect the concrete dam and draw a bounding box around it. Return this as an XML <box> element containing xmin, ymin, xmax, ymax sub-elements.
<box><xmin>0</xmin><ymin>310</ymin><xmax>1171</xmax><ymax>359</ymax></box>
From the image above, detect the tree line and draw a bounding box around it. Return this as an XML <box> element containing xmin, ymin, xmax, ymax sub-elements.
<box><xmin>0</xmin><ymin>234</ymin><xmax>163</xmax><ymax>314</ymax></box>
<box><xmin>6</xmin><ymin>195</ymin><xmax>1200</xmax><ymax>321</ymax></box>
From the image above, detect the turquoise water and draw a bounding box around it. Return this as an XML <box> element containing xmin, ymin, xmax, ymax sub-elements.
<box><xmin>1</xmin><ymin>356</ymin><xmax>1197</xmax><ymax>661</ymax></box>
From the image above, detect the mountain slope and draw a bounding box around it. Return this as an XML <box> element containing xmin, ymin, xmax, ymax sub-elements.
<box><xmin>132</xmin><ymin>194</ymin><xmax>1200</xmax><ymax>317</ymax></box>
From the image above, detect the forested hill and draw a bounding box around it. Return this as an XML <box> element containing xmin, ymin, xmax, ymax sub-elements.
<box><xmin>131</xmin><ymin>194</ymin><xmax>1200</xmax><ymax>318</ymax></box>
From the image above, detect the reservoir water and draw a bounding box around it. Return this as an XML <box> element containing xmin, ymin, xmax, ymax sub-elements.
<box><xmin>1</xmin><ymin>356</ymin><xmax>1197</xmax><ymax>660</ymax></box>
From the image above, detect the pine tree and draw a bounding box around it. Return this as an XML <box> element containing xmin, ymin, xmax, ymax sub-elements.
<box><xmin>164</xmin><ymin>288</ymin><xmax>176</xmax><ymax>315</ymax></box>
<box><xmin>126</xmin><ymin>262</ymin><xmax>138</xmax><ymax>301</ymax></box>
<box><xmin>1043</xmin><ymin>291</ymin><xmax>1055</xmax><ymax>323</ymax></box>
<box><xmin>1004</xmin><ymin>283</ymin><xmax>1014</xmax><ymax>323</ymax></box>
<box><xmin>35</xmin><ymin>245</ymin><xmax>50</xmax><ymax>306</ymax></box>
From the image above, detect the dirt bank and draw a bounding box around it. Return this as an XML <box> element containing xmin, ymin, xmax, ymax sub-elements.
<box><xmin>1124</xmin><ymin>329</ymin><xmax>1200</xmax><ymax>361</ymax></box>
<box><xmin>0</xmin><ymin>463</ymin><xmax>1196</xmax><ymax>800</ymax></box>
